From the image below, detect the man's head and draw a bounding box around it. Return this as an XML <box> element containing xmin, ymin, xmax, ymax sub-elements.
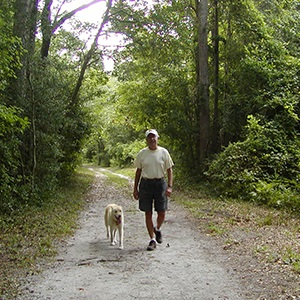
<box><xmin>145</xmin><ymin>129</ymin><xmax>159</xmax><ymax>138</ymax></box>
<box><xmin>145</xmin><ymin>129</ymin><xmax>159</xmax><ymax>150</ymax></box>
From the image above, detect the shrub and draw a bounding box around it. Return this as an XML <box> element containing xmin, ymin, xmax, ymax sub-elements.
<box><xmin>0</xmin><ymin>105</ymin><xmax>29</xmax><ymax>212</ymax></box>
<box><xmin>206</xmin><ymin>115</ymin><xmax>300</xmax><ymax>209</ymax></box>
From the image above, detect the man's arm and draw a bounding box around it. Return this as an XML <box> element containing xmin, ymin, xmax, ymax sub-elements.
<box><xmin>166</xmin><ymin>167</ymin><xmax>173</xmax><ymax>197</ymax></box>
<box><xmin>133</xmin><ymin>168</ymin><xmax>142</xmax><ymax>200</ymax></box>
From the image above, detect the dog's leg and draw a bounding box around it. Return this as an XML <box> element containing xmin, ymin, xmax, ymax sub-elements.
<box><xmin>113</xmin><ymin>228</ymin><xmax>117</xmax><ymax>245</ymax></box>
<box><xmin>106</xmin><ymin>225</ymin><xmax>110</xmax><ymax>239</ymax></box>
<box><xmin>105</xmin><ymin>207</ymin><xmax>110</xmax><ymax>239</ymax></box>
<box><xmin>110</xmin><ymin>227</ymin><xmax>116</xmax><ymax>245</ymax></box>
<box><xmin>118</xmin><ymin>226</ymin><xmax>124</xmax><ymax>249</ymax></box>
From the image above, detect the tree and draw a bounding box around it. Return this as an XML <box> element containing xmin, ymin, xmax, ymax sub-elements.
<box><xmin>109</xmin><ymin>0</ymin><xmax>213</xmax><ymax>170</ymax></box>
<box><xmin>40</xmin><ymin>0</ymin><xmax>106</xmax><ymax>58</ymax></box>
<box><xmin>211</xmin><ymin>0</ymin><xmax>220</xmax><ymax>153</ymax></box>
<box><xmin>0</xmin><ymin>105</ymin><xmax>29</xmax><ymax>212</ymax></box>
<box><xmin>2</xmin><ymin>0</ymin><xmax>112</xmax><ymax>203</ymax></box>
<box><xmin>0</xmin><ymin>4</ymin><xmax>23</xmax><ymax>92</ymax></box>
<box><xmin>71</xmin><ymin>0</ymin><xmax>113</xmax><ymax>105</ymax></box>
<box><xmin>0</xmin><ymin>2</ymin><xmax>30</xmax><ymax>209</ymax></box>
<box><xmin>195</xmin><ymin>0</ymin><xmax>210</xmax><ymax>166</ymax></box>
<box><xmin>205</xmin><ymin>0</ymin><xmax>300</xmax><ymax>207</ymax></box>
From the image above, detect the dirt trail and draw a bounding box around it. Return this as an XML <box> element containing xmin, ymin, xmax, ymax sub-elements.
<box><xmin>19</xmin><ymin>167</ymin><xmax>257</xmax><ymax>299</ymax></box>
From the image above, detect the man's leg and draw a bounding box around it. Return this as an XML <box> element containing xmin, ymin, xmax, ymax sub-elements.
<box><xmin>145</xmin><ymin>211</ymin><xmax>155</xmax><ymax>239</ymax></box>
<box><xmin>154</xmin><ymin>211</ymin><xmax>165</xmax><ymax>244</ymax></box>
<box><xmin>156</xmin><ymin>211</ymin><xmax>165</xmax><ymax>230</ymax></box>
<box><xmin>145</xmin><ymin>211</ymin><xmax>157</xmax><ymax>251</ymax></box>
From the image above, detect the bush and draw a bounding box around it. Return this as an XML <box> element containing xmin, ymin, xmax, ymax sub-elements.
<box><xmin>252</xmin><ymin>180</ymin><xmax>300</xmax><ymax>210</ymax></box>
<box><xmin>206</xmin><ymin>115</ymin><xmax>300</xmax><ymax>209</ymax></box>
<box><xmin>0</xmin><ymin>105</ymin><xmax>29</xmax><ymax>212</ymax></box>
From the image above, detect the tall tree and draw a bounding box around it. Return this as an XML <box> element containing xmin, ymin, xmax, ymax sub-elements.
<box><xmin>10</xmin><ymin>0</ymin><xmax>38</xmax><ymax>106</ymax></box>
<box><xmin>3</xmin><ymin>0</ymin><xmax>112</xmax><ymax>200</ymax></box>
<box><xmin>107</xmin><ymin>0</ymin><xmax>212</xmax><ymax>170</ymax></box>
<box><xmin>195</xmin><ymin>0</ymin><xmax>210</xmax><ymax>165</ymax></box>
<box><xmin>211</xmin><ymin>0</ymin><xmax>220</xmax><ymax>153</ymax></box>
<box><xmin>40</xmin><ymin>0</ymin><xmax>105</xmax><ymax>58</ymax></box>
<box><xmin>9</xmin><ymin>0</ymin><xmax>38</xmax><ymax>191</ymax></box>
<box><xmin>71</xmin><ymin>0</ymin><xmax>113</xmax><ymax>105</ymax></box>
<box><xmin>91</xmin><ymin>0</ymin><xmax>300</xmax><ymax>183</ymax></box>
<box><xmin>59</xmin><ymin>0</ymin><xmax>113</xmax><ymax>177</ymax></box>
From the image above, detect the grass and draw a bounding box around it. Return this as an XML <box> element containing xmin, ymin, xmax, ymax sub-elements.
<box><xmin>90</xmin><ymin>166</ymin><xmax>135</xmax><ymax>198</ymax></box>
<box><xmin>109</xmin><ymin>167</ymin><xmax>136</xmax><ymax>179</ymax></box>
<box><xmin>0</xmin><ymin>166</ymin><xmax>94</xmax><ymax>299</ymax></box>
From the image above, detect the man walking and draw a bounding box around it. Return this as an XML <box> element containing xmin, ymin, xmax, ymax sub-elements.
<box><xmin>133</xmin><ymin>129</ymin><xmax>174</xmax><ymax>251</ymax></box>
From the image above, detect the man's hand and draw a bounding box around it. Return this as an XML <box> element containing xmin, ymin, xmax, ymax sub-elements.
<box><xmin>133</xmin><ymin>189</ymin><xmax>139</xmax><ymax>200</ymax></box>
<box><xmin>166</xmin><ymin>187</ymin><xmax>172</xmax><ymax>197</ymax></box>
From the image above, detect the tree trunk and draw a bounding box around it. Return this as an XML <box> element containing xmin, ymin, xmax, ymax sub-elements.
<box><xmin>212</xmin><ymin>0</ymin><xmax>220</xmax><ymax>153</ymax></box>
<box><xmin>10</xmin><ymin>0</ymin><xmax>38</xmax><ymax>189</ymax></box>
<box><xmin>195</xmin><ymin>0</ymin><xmax>210</xmax><ymax>167</ymax></box>
<box><xmin>41</xmin><ymin>0</ymin><xmax>53</xmax><ymax>59</ymax></box>
<box><xmin>40</xmin><ymin>0</ymin><xmax>105</xmax><ymax>58</ymax></box>
<box><xmin>70</xmin><ymin>0</ymin><xmax>113</xmax><ymax>106</ymax></box>
<box><xmin>10</xmin><ymin>0</ymin><xmax>38</xmax><ymax>105</ymax></box>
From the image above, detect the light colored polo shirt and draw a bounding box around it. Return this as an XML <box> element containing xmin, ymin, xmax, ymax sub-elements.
<box><xmin>134</xmin><ymin>146</ymin><xmax>174</xmax><ymax>179</ymax></box>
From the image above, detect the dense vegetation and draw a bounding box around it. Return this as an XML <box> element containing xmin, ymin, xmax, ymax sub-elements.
<box><xmin>0</xmin><ymin>2</ymin><xmax>300</xmax><ymax>297</ymax></box>
<box><xmin>0</xmin><ymin>0</ymin><xmax>299</xmax><ymax>213</ymax></box>
<box><xmin>88</xmin><ymin>0</ymin><xmax>300</xmax><ymax>208</ymax></box>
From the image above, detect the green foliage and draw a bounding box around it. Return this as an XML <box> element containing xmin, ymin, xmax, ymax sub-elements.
<box><xmin>206</xmin><ymin>115</ymin><xmax>300</xmax><ymax>209</ymax></box>
<box><xmin>206</xmin><ymin>0</ymin><xmax>300</xmax><ymax>209</ymax></box>
<box><xmin>0</xmin><ymin>105</ymin><xmax>29</xmax><ymax>213</ymax></box>
<box><xmin>107</xmin><ymin>1</ymin><xmax>200</xmax><ymax>168</ymax></box>
<box><xmin>0</xmin><ymin>7</ymin><xmax>23</xmax><ymax>92</ymax></box>
<box><xmin>104</xmin><ymin>0</ymin><xmax>300</xmax><ymax>179</ymax></box>
<box><xmin>1</xmin><ymin>0</ymin><xmax>299</xmax><ymax>212</ymax></box>
<box><xmin>59</xmin><ymin>105</ymin><xmax>92</xmax><ymax>179</ymax></box>
<box><xmin>216</xmin><ymin>0</ymin><xmax>300</xmax><ymax>144</ymax></box>
<box><xmin>83</xmin><ymin>77</ymin><xmax>145</xmax><ymax>167</ymax></box>
<box><xmin>0</xmin><ymin>0</ymin><xmax>105</xmax><ymax>212</ymax></box>
<box><xmin>107</xmin><ymin>138</ymin><xmax>145</xmax><ymax>167</ymax></box>
<box><xmin>5</xmin><ymin>20</ymin><xmax>100</xmax><ymax>199</ymax></box>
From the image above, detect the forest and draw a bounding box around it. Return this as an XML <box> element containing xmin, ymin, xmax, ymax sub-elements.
<box><xmin>1</xmin><ymin>0</ymin><xmax>300</xmax><ymax>213</ymax></box>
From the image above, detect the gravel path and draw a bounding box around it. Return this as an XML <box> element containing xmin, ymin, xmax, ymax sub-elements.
<box><xmin>18</xmin><ymin>168</ymin><xmax>255</xmax><ymax>300</ymax></box>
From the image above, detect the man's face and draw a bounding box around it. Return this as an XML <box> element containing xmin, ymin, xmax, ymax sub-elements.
<box><xmin>146</xmin><ymin>133</ymin><xmax>158</xmax><ymax>150</ymax></box>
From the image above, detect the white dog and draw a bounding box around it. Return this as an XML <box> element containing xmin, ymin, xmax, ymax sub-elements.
<box><xmin>104</xmin><ymin>204</ymin><xmax>124</xmax><ymax>249</ymax></box>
